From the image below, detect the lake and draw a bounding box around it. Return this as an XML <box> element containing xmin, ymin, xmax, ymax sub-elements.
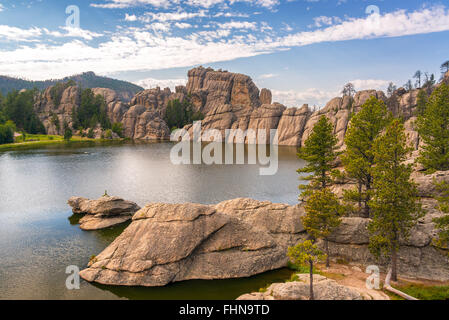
<box><xmin>0</xmin><ymin>141</ymin><xmax>305</xmax><ymax>299</ymax></box>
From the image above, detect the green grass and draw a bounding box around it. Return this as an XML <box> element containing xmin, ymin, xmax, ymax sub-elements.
<box><xmin>0</xmin><ymin>134</ymin><xmax>119</xmax><ymax>151</ymax></box>
<box><xmin>392</xmin><ymin>284</ymin><xmax>449</xmax><ymax>300</ymax></box>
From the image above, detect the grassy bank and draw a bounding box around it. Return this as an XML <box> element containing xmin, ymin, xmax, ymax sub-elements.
<box><xmin>0</xmin><ymin>134</ymin><xmax>120</xmax><ymax>151</ymax></box>
<box><xmin>386</xmin><ymin>283</ymin><xmax>449</xmax><ymax>300</ymax></box>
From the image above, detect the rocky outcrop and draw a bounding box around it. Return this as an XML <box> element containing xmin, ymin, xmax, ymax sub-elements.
<box><xmin>68</xmin><ymin>196</ymin><xmax>141</xmax><ymax>230</ymax></box>
<box><xmin>34</xmin><ymin>86</ymin><xmax>80</xmax><ymax>135</ymax></box>
<box><xmin>78</xmin><ymin>192</ymin><xmax>449</xmax><ymax>286</ymax></box>
<box><xmin>79</xmin><ymin>198</ymin><xmax>305</xmax><ymax>287</ymax></box>
<box><xmin>277</xmin><ymin>105</ymin><xmax>311</xmax><ymax>146</ymax></box>
<box><xmin>259</xmin><ymin>88</ymin><xmax>272</xmax><ymax>105</ymax></box>
<box><xmin>33</xmin><ymin>66</ymin><xmax>430</xmax><ymax>147</ymax></box>
<box><xmin>186</xmin><ymin>67</ymin><xmax>261</xmax><ymax>115</ymax></box>
<box><xmin>237</xmin><ymin>274</ymin><xmax>362</xmax><ymax>300</ymax></box>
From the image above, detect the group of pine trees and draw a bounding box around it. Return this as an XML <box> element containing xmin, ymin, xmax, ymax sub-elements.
<box><xmin>0</xmin><ymin>89</ymin><xmax>46</xmax><ymax>144</ymax></box>
<box><xmin>164</xmin><ymin>98</ymin><xmax>204</xmax><ymax>131</ymax></box>
<box><xmin>289</xmin><ymin>82</ymin><xmax>449</xmax><ymax>299</ymax></box>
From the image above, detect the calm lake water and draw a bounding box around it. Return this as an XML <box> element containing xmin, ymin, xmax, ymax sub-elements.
<box><xmin>0</xmin><ymin>141</ymin><xmax>305</xmax><ymax>299</ymax></box>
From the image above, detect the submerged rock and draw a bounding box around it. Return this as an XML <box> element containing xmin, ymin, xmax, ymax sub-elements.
<box><xmin>68</xmin><ymin>196</ymin><xmax>140</xmax><ymax>230</ymax></box>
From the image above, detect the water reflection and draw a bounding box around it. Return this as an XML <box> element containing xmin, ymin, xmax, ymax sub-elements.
<box><xmin>0</xmin><ymin>141</ymin><xmax>305</xmax><ymax>299</ymax></box>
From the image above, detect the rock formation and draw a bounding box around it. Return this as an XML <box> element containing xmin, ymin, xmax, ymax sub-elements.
<box><xmin>79</xmin><ymin>199</ymin><xmax>305</xmax><ymax>286</ymax></box>
<box><xmin>237</xmin><ymin>274</ymin><xmax>363</xmax><ymax>300</ymax></box>
<box><xmin>78</xmin><ymin>188</ymin><xmax>449</xmax><ymax>286</ymax></box>
<box><xmin>33</xmin><ymin>66</ymin><xmax>429</xmax><ymax>148</ymax></box>
<box><xmin>68</xmin><ymin>196</ymin><xmax>141</xmax><ymax>230</ymax></box>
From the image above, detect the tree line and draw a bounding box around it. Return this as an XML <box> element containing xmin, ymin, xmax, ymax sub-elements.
<box><xmin>290</xmin><ymin>82</ymin><xmax>449</xmax><ymax>300</ymax></box>
<box><xmin>0</xmin><ymin>89</ymin><xmax>46</xmax><ymax>144</ymax></box>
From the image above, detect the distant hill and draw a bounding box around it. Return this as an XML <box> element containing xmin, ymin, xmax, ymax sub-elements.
<box><xmin>0</xmin><ymin>72</ymin><xmax>144</xmax><ymax>102</ymax></box>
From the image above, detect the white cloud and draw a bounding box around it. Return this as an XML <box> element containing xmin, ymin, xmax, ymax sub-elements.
<box><xmin>125</xmin><ymin>13</ymin><xmax>138</xmax><ymax>21</ymax></box>
<box><xmin>136</xmin><ymin>77</ymin><xmax>187</xmax><ymax>89</ymax></box>
<box><xmin>0</xmin><ymin>4</ymin><xmax>4</xmax><ymax>12</ymax></box>
<box><xmin>279</xmin><ymin>6</ymin><xmax>449</xmax><ymax>47</ymax></box>
<box><xmin>217</xmin><ymin>21</ymin><xmax>257</xmax><ymax>30</ymax></box>
<box><xmin>45</xmin><ymin>27</ymin><xmax>104</xmax><ymax>41</ymax></box>
<box><xmin>258</xmin><ymin>73</ymin><xmax>278</xmax><ymax>79</ymax></box>
<box><xmin>350</xmin><ymin>79</ymin><xmax>390</xmax><ymax>91</ymax></box>
<box><xmin>272</xmin><ymin>88</ymin><xmax>338</xmax><ymax>107</ymax></box>
<box><xmin>92</xmin><ymin>0</ymin><xmax>280</xmax><ymax>9</ymax></box>
<box><xmin>0</xmin><ymin>25</ymin><xmax>42</xmax><ymax>41</ymax></box>
<box><xmin>91</xmin><ymin>0</ymin><xmax>173</xmax><ymax>9</ymax></box>
<box><xmin>2</xmin><ymin>6</ymin><xmax>449</xmax><ymax>81</ymax></box>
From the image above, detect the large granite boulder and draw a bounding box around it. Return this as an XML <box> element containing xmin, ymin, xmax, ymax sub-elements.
<box><xmin>68</xmin><ymin>196</ymin><xmax>141</xmax><ymax>230</ymax></box>
<box><xmin>79</xmin><ymin>199</ymin><xmax>305</xmax><ymax>287</ymax></box>
<box><xmin>237</xmin><ymin>274</ymin><xmax>362</xmax><ymax>300</ymax></box>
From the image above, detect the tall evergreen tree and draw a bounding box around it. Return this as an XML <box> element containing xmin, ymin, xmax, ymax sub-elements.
<box><xmin>302</xmin><ymin>188</ymin><xmax>344</xmax><ymax>267</ymax></box>
<box><xmin>413</xmin><ymin>70</ymin><xmax>422</xmax><ymax>88</ymax></box>
<box><xmin>341</xmin><ymin>97</ymin><xmax>391</xmax><ymax>217</ymax></box>
<box><xmin>433</xmin><ymin>181</ymin><xmax>449</xmax><ymax>252</ymax></box>
<box><xmin>387</xmin><ymin>82</ymin><xmax>397</xmax><ymax>98</ymax></box>
<box><xmin>297</xmin><ymin>116</ymin><xmax>339</xmax><ymax>196</ymax></box>
<box><xmin>441</xmin><ymin>61</ymin><xmax>449</xmax><ymax>74</ymax></box>
<box><xmin>417</xmin><ymin>83</ymin><xmax>449</xmax><ymax>171</ymax></box>
<box><xmin>368</xmin><ymin>119</ymin><xmax>423</xmax><ymax>281</ymax></box>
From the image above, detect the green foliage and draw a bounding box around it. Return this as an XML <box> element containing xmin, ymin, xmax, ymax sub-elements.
<box><xmin>50</xmin><ymin>112</ymin><xmax>60</xmax><ymax>130</ymax></box>
<box><xmin>0</xmin><ymin>72</ymin><xmax>143</xmax><ymax>98</ymax></box>
<box><xmin>394</xmin><ymin>283</ymin><xmax>449</xmax><ymax>300</ymax></box>
<box><xmin>297</xmin><ymin>116</ymin><xmax>339</xmax><ymax>195</ymax></box>
<box><xmin>164</xmin><ymin>99</ymin><xmax>204</xmax><ymax>129</ymax></box>
<box><xmin>302</xmin><ymin>188</ymin><xmax>343</xmax><ymax>267</ymax></box>
<box><xmin>415</xmin><ymin>89</ymin><xmax>428</xmax><ymax>117</ymax></box>
<box><xmin>62</xmin><ymin>120</ymin><xmax>72</xmax><ymax>141</ymax></box>
<box><xmin>368</xmin><ymin>120</ymin><xmax>423</xmax><ymax>264</ymax></box>
<box><xmin>288</xmin><ymin>240</ymin><xmax>326</xmax><ymax>267</ymax></box>
<box><xmin>64</xmin><ymin>128</ymin><xmax>73</xmax><ymax>141</ymax></box>
<box><xmin>75</xmin><ymin>88</ymin><xmax>111</xmax><ymax>130</ymax></box>
<box><xmin>49</xmin><ymin>82</ymin><xmax>72</xmax><ymax>107</ymax></box>
<box><xmin>87</xmin><ymin>128</ymin><xmax>94</xmax><ymax>139</ymax></box>
<box><xmin>341</xmin><ymin>97</ymin><xmax>391</xmax><ymax>217</ymax></box>
<box><xmin>433</xmin><ymin>180</ymin><xmax>449</xmax><ymax>250</ymax></box>
<box><xmin>417</xmin><ymin>83</ymin><xmax>449</xmax><ymax>171</ymax></box>
<box><xmin>111</xmin><ymin>122</ymin><xmax>124</xmax><ymax>138</ymax></box>
<box><xmin>302</xmin><ymin>188</ymin><xmax>343</xmax><ymax>240</ymax></box>
<box><xmin>105</xmin><ymin>129</ymin><xmax>113</xmax><ymax>139</ymax></box>
<box><xmin>0</xmin><ymin>120</ymin><xmax>16</xmax><ymax>145</ymax></box>
<box><xmin>1</xmin><ymin>89</ymin><xmax>45</xmax><ymax>134</ymax></box>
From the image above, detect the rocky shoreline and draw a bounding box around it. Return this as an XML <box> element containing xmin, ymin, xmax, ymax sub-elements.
<box><xmin>71</xmin><ymin>169</ymin><xmax>449</xmax><ymax>288</ymax></box>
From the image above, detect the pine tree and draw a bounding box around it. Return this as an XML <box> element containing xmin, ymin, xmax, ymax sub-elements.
<box><xmin>287</xmin><ymin>240</ymin><xmax>326</xmax><ymax>300</ymax></box>
<box><xmin>433</xmin><ymin>181</ymin><xmax>449</xmax><ymax>252</ymax></box>
<box><xmin>297</xmin><ymin>116</ymin><xmax>338</xmax><ymax>196</ymax></box>
<box><xmin>415</xmin><ymin>89</ymin><xmax>428</xmax><ymax>117</ymax></box>
<box><xmin>341</xmin><ymin>97</ymin><xmax>391</xmax><ymax>217</ymax></box>
<box><xmin>417</xmin><ymin>83</ymin><xmax>449</xmax><ymax>171</ymax></box>
<box><xmin>368</xmin><ymin>119</ymin><xmax>423</xmax><ymax>281</ymax></box>
<box><xmin>302</xmin><ymin>188</ymin><xmax>344</xmax><ymax>267</ymax></box>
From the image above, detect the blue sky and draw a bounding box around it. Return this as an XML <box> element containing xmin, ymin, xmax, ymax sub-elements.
<box><xmin>0</xmin><ymin>0</ymin><xmax>449</xmax><ymax>107</ymax></box>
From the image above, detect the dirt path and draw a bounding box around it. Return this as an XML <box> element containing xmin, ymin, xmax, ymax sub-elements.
<box><xmin>317</xmin><ymin>263</ymin><xmax>390</xmax><ymax>300</ymax></box>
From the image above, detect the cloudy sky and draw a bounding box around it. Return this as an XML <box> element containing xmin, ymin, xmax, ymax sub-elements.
<box><xmin>0</xmin><ymin>0</ymin><xmax>448</xmax><ymax>107</ymax></box>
